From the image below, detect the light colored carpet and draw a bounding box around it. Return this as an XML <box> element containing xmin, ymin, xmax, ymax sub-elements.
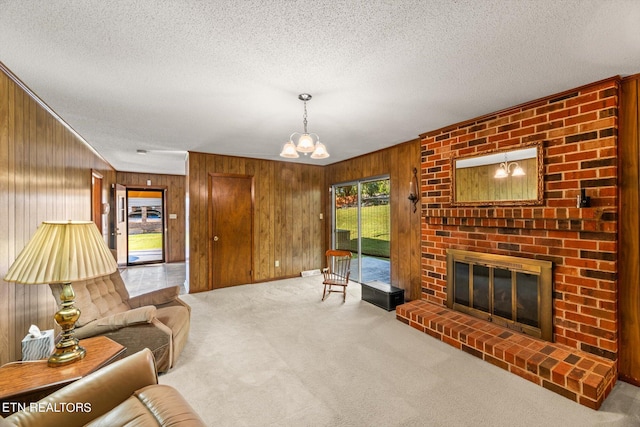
<box><xmin>160</xmin><ymin>276</ymin><xmax>640</xmax><ymax>427</ymax></box>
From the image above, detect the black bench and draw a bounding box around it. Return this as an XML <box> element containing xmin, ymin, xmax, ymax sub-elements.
<box><xmin>361</xmin><ymin>281</ymin><xmax>405</xmax><ymax>311</ymax></box>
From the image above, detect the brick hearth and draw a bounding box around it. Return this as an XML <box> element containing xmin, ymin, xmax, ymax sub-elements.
<box><xmin>397</xmin><ymin>300</ymin><xmax>617</xmax><ymax>409</ymax></box>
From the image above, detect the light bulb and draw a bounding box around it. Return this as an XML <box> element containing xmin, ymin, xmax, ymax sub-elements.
<box><xmin>494</xmin><ymin>165</ymin><xmax>508</xmax><ymax>178</ymax></box>
<box><xmin>280</xmin><ymin>141</ymin><xmax>299</xmax><ymax>158</ymax></box>
<box><xmin>512</xmin><ymin>165</ymin><xmax>525</xmax><ymax>176</ymax></box>
<box><xmin>310</xmin><ymin>142</ymin><xmax>329</xmax><ymax>159</ymax></box>
<box><xmin>296</xmin><ymin>133</ymin><xmax>315</xmax><ymax>153</ymax></box>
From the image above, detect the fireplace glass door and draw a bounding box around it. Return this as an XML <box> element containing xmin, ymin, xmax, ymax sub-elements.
<box><xmin>516</xmin><ymin>272</ymin><xmax>539</xmax><ymax>327</ymax></box>
<box><xmin>493</xmin><ymin>268</ymin><xmax>513</xmax><ymax>321</ymax></box>
<box><xmin>447</xmin><ymin>250</ymin><xmax>552</xmax><ymax>341</ymax></box>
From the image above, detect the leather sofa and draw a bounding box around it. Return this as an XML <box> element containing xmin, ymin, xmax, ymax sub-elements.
<box><xmin>49</xmin><ymin>270</ymin><xmax>190</xmax><ymax>373</ymax></box>
<box><xmin>2</xmin><ymin>348</ymin><xmax>205</xmax><ymax>426</ymax></box>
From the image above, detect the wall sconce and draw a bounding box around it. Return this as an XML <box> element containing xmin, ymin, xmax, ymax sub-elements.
<box><xmin>408</xmin><ymin>167</ymin><xmax>419</xmax><ymax>213</ymax></box>
<box><xmin>577</xmin><ymin>188</ymin><xmax>591</xmax><ymax>208</ymax></box>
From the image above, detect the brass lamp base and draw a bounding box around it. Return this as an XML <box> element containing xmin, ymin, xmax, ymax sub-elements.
<box><xmin>48</xmin><ymin>341</ymin><xmax>86</xmax><ymax>366</ymax></box>
<box><xmin>48</xmin><ymin>282</ymin><xmax>86</xmax><ymax>367</ymax></box>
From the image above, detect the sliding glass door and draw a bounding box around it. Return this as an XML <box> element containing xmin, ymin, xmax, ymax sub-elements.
<box><xmin>332</xmin><ymin>176</ymin><xmax>390</xmax><ymax>284</ymax></box>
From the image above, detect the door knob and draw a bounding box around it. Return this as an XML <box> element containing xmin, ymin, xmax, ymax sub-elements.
<box><xmin>213</xmin><ymin>236</ymin><xmax>219</xmax><ymax>241</ymax></box>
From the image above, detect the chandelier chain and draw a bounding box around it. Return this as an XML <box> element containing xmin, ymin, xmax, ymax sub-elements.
<box><xmin>303</xmin><ymin>101</ymin><xmax>308</xmax><ymax>134</ymax></box>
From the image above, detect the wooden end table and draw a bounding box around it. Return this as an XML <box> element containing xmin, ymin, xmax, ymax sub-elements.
<box><xmin>0</xmin><ymin>335</ymin><xmax>126</xmax><ymax>416</ymax></box>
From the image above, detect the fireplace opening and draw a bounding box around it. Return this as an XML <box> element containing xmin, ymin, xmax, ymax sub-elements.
<box><xmin>446</xmin><ymin>249</ymin><xmax>553</xmax><ymax>341</ymax></box>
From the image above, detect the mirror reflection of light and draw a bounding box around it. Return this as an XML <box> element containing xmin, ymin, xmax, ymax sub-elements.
<box><xmin>494</xmin><ymin>160</ymin><xmax>525</xmax><ymax>178</ymax></box>
<box><xmin>512</xmin><ymin>165</ymin><xmax>525</xmax><ymax>176</ymax></box>
<box><xmin>494</xmin><ymin>166</ymin><xmax>509</xmax><ymax>178</ymax></box>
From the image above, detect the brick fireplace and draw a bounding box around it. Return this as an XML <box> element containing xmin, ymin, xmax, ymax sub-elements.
<box><xmin>397</xmin><ymin>77</ymin><xmax>619</xmax><ymax>409</ymax></box>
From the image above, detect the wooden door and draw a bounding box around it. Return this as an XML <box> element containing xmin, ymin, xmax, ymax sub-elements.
<box><xmin>113</xmin><ymin>184</ymin><xmax>128</xmax><ymax>268</ymax></box>
<box><xmin>209</xmin><ymin>174</ymin><xmax>254</xmax><ymax>289</ymax></box>
<box><xmin>619</xmin><ymin>74</ymin><xmax>640</xmax><ymax>385</ymax></box>
<box><xmin>91</xmin><ymin>172</ymin><xmax>103</xmax><ymax>233</ymax></box>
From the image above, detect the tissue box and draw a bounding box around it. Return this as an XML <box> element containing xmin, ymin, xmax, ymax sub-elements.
<box><xmin>21</xmin><ymin>329</ymin><xmax>55</xmax><ymax>361</ymax></box>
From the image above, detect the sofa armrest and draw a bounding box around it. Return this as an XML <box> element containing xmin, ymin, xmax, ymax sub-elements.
<box><xmin>74</xmin><ymin>306</ymin><xmax>157</xmax><ymax>340</ymax></box>
<box><xmin>128</xmin><ymin>286</ymin><xmax>181</xmax><ymax>308</ymax></box>
<box><xmin>5</xmin><ymin>349</ymin><xmax>158</xmax><ymax>427</ymax></box>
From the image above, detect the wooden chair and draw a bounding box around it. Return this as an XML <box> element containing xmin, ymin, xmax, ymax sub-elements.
<box><xmin>322</xmin><ymin>249</ymin><xmax>352</xmax><ymax>302</ymax></box>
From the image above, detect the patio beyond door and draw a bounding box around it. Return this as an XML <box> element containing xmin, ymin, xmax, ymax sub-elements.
<box><xmin>127</xmin><ymin>189</ymin><xmax>165</xmax><ymax>264</ymax></box>
<box><xmin>333</xmin><ymin>177</ymin><xmax>390</xmax><ymax>284</ymax></box>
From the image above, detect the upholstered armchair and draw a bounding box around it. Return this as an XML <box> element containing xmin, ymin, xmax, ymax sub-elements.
<box><xmin>3</xmin><ymin>348</ymin><xmax>205</xmax><ymax>426</ymax></box>
<box><xmin>49</xmin><ymin>270</ymin><xmax>190</xmax><ymax>373</ymax></box>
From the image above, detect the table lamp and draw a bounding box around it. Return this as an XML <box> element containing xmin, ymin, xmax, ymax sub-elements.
<box><xmin>4</xmin><ymin>221</ymin><xmax>117</xmax><ymax>367</ymax></box>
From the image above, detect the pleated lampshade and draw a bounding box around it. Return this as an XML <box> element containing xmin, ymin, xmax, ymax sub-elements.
<box><xmin>4</xmin><ymin>220</ymin><xmax>117</xmax><ymax>284</ymax></box>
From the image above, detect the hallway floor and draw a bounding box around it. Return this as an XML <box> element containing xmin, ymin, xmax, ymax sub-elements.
<box><xmin>119</xmin><ymin>259</ymin><xmax>391</xmax><ymax>297</ymax></box>
<box><xmin>119</xmin><ymin>262</ymin><xmax>187</xmax><ymax>296</ymax></box>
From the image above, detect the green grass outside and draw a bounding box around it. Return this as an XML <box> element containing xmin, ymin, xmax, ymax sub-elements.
<box><xmin>336</xmin><ymin>205</ymin><xmax>390</xmax><ymax>257</ymax></box>
<box><xmin>128</xmin><ymin>233</ymin><xmax>163</xmax><ymax>251</ymax></box>
<box><xmin>129</xmin><ymin>207</ymin><xmax>390</xmax><ymax>255</ymax></box>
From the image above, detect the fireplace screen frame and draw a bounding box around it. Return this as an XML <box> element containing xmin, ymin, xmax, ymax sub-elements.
<box><xmin>446</xmin><ymin>249</ymin><xmax>553</xmax><ymax>342</ymax></box>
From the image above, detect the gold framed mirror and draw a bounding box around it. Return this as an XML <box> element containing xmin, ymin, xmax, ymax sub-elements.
<box><xmin>451</xmin><ymin>142</ymin><xmax>543</xmax><ymax>206</ymax></box>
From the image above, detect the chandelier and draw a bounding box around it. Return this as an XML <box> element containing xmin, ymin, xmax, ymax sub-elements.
<box><xmin>494</xmin><ymin>156</ymin><xmax>525</xmax><ymax>178</ymax></box>
<box><xmin>280</xmin><ymin>93</ymin><xmax>329</xmax><ymax>159</ymax></box>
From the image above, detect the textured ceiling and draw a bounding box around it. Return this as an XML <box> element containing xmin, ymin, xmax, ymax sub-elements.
<box><xmin>1</xmin><ymin>1</ymin><xmax>639</xmax><ymax>175</ymax></box>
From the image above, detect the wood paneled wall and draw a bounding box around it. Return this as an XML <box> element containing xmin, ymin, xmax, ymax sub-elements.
<box><xmin>325</xmin><ymin>139</ymin><xmax>422</xmax><ymax>300</ymax></box>
<box><xmin>0</xmin><ymin>65</ymin><xmax>115</xmax><ymax>364</ymax></box>
<box><xmin>619</xmin><ymin>74</ymin><xmax>640</xmax><ymax>384</ymax></box>
<box><xmin>116</xmin><ymin>172</ymin><xmax>186</xmax><ymax>262</ymax></box>
<box><xmin>187</xmin><ymin>152</ymin><xmax>326</xmax><ymax>292</ymax></box>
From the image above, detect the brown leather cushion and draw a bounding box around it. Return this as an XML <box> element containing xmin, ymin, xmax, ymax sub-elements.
<box><xmin>50</xmin><ymin>273</ymin><xmax>130</xmax><ymax>327</ymax></box>
<box><xmin>85</xmin><ymin>393</ymin><xmax>160</xmax><ymax>426</ymax></box>
<box><xmin>86</xmin><ymin>385</ymin><xmax>205</xmax><ymax>426</ymax></box>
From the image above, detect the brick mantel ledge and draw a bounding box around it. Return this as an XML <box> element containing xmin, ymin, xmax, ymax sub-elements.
<box><xmin>396</xmin><ymin>300</ymin><xmax>617</xmax><ymax>409</ymax></box>
<box><xmin>423</xmin><ymin>206</ymin><xmax>615</xmax><ymax>221</ymax></box>
<box><xmin>422</xmin><ymin>207</ymin><xmax>616</xmax><ymax>234</ymax></box>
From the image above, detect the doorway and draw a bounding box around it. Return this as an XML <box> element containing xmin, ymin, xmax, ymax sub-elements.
<box><xmin>113</xmin><ymin>183</ymin><xmax>128</xmax><ymax>268</ymax></box>
<box><xmin>332</xmin><ymin>176</ymin><xmax>390</xmax><ymax>283</ymax></box>
<box><xmin>127</xmin><ymin>189</ymin><xmax>165</xmax><ymax>265</ymax></box>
